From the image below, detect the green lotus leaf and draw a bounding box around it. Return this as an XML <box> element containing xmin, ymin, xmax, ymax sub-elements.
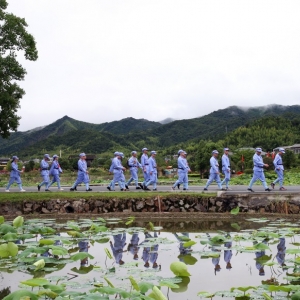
<box><xmin>7</xmin><ymin>242</ymin><xmax>18</xmax><ymax>257</ymax></box>
<box><xmin>177</xmin><ymin>235</ymin><xmax>191</xmax><ymax>242</ymax></box>
<box><xmin>170</xmin><ymin>261</ymin><xmax>191</xmax><ymax>277</ymax></box>
<box><xmin>20</xmin><ymin>278</ymin><xmax>49</xmax><ymax>287</ymax></box>
<box><xmin>178</xmin><ymin>254</ymin><xmax>198</xmax><ymax>265</ymax></box>
<box><xmin>292</xmin><ymin>292</ymin><xmax>300</xmax><ymax>300</ymax></box>
<box><xmin>49</xmin><ymin>245</ymin><xmax>68</xmax><ymax>256</ymax></box>
<box><xmin>230</xmin><ymin>286</ymin><xmax>257</xmax><ymax>293</ymax></box>
<box><xmin>231</xmin><ymin>206</ymin><xmax>240</xmax><ymax>215</ymax></box>
<box><xmin>38</xmin><ymin>227</ymin><xmax>56</xmax><ymax>234</ymax></box>
<box><xmin>90</xmin><ymin>286</ymin><xmax>130</xmax><ymax>298</ymax></box>
<box><xmin>183</xmin><ymin>240</ymin><xmax>196</xmax><ymax>248</ymax></box>
<box><xmin>13</xmin><ymin>216</ymin><xmax>24</xmax><ymax>228</ymax></box>
<box><xmin>286</xmin><ymin>248</ymin><xmax>300</xmax><ymax>254</ymax></box>
<box><xmin>209</xmin><ymin>235</ymin><xmax>226</xmax><ymax>245</ymax></box>
<box><xmin>138</xmin><ymin>282</ymin><xmax>154</xmax><ymax>294</ymax></box>
<box><xmin>159</xmin><ymin>281</ymin><xmax>179</xmax><ymax>289</ymax></box>
<box><xmin>197</xmin><ymin>291</ymin><xmax>215</xmax><ymax>298</ymax></box>
<box><xmin>231</xmin><ymin>223</ymin><xmax>241</xmax><ymax>231</ymax></box>
<box><xmin>0</xmin><ymin>224</ymin><xmax>16</xmax><ymax>235</ymax></box>
<box><xmin>43</xmin><ymin>284</ymin><xmax>66</xmax><ymax>294</ymax></box>
<box><xmin>129</xmin><ymin>275</ymin><xmax>140</xmax><ymax>291</ymax></box>
<box><xmin>104</xmin><ymin>276</ymin><xmax>114</xmax><ymax>288</ymax></box>
<box><xmin>33</xmin><ymin>259</ymin><xmax>45</xmax><ymax>270</ymax></box>
<box><xmin>3</xmin><ymin>232</ymin><xmax>18</xmax><ymax>241</ymax></box>
<box><xmin>71</xmin><ymin>265</ymin><xmax>94</xmax><ymax>274</ymax></box>
<box><xmin>105</xmin><ymin>248</ymin><xmax>113</xmax><ymax>259</ymax></box>
<box><xmin>0</xmin><ymin>216</ymin><xmax>4</xmax><ymax>224</ymax></box>
<box><xmin>125</xmin><ymin>219</ymin><xmax>134</xmax><ymax>225</ymax></box>
<box><xmin>96</xmin><ymin>217</ymin><xmax>106</xmax><ymax>222</ymax></box>
<box><xmin>95</xmin><ymin>238</ymin><xmax>110</xmax><ymax>244</ymax></box>
<box><xmin>149</xmin><ymin>222</ymin><xmax>154</xmax><ymax>231</ymax></box>
<box><xmin>67</xmin><ymin>231</ymin><xmax>84</xmax><ymax>238</ymax></box>
<box><xmin>59</xmin><ymin>291</ymin><xmax>86</xmax><ymax>297</ymax></box>
<box><xmin>70</xmin><ymin>252</ymin><xmax>94</xmax><ymax>261</ymax></box>
<box><xmin>39</xmin><ymin>239</ymin><xmax>55</xmax><ymax>246</ymax></box>
<box><xmin>37</xmin><ymin>289</ymin><xmax>58</xmax><ymax>299</ymax></box>
<box><xmin>3</xmin><ymin>290</ymin><xmax>38</xmax><ymax>300</ymax></box>
<box><xmin>19</xmin><ymin>233</ymin><xmax>35</xmax><ymax>240</ymax></box>
<box><xmin>0</xmin><ymin>244</ymin><xmax>10</xmax><ymax>258</ymax></box>
<box><xmin>148</xmin><ymin>286</ymin><xmax>167</xmax><ymax>300</ymax></box>
<box><xmin>254</xmin><ymin>242</ymin><xmax>270</xmax><ymax>251</ymax></box>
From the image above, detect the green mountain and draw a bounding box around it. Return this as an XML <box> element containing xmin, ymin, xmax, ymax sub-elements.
<box><xmin>1</xmin><ymin>104</ymin><xmax>300</xmax><ymax>158</ymax></box>
<box><xmin>0</xmin><ymin>116</ymin><xmax>161</xmax><ymax>155</ymax></box>
<box><xmin>124</xmin><ymin>104</ymin><xmax>300</xmax><ymax>147</ymax></box>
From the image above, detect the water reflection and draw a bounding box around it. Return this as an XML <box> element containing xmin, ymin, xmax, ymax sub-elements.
<box><xmin>128</xmin><ymin>232</ymin><xmax>140</xmax><ymax>260</ymax></box>
<box><xmin>2</xmin><ymin>218</ymin><xmax>300</xmax><ymax>300</ymax></box>
<box><xmin>110</xmin><ymin>232</ymin><xmax>126</xmax><ymax>265</ymax></box>
<box><xmin>141</xmin><ymin>232</ymin><xmax>159</xmax><ymax>269</ymax></box>
<box><xmin>276</xmin><ymin>237</ymin><xmax>286</xmax><ymax>268</ymax></box>
<box><xmin>254</xmin><ymin>240</ymin><xmax>267</xmax><ymax>276</ymax></box>
<box><xmin>224</xmin><ymin>239</ymin><xmax>233</xmax><ymax>270</ymax></box>
<box><xmin>78</xmin><ymin>239</ymin><xmax>89</xmax><ymax>266</ymax></box>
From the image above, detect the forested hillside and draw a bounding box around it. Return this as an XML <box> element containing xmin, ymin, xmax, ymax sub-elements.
<box><xmin>1</xmin><ymin>104</ymin><xmax>300</xmax><ymax>158</ymax></box>
<box><xmin>0</xmin><ymin>116</ymin><xmax>161</xmax><ymax>155</ymax></box>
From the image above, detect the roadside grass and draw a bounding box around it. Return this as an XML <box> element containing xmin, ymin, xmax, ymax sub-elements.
<box><xmin>0</xmin><ymin>191</ymin><xmax>216</xmax><ymax>203</ymax></box>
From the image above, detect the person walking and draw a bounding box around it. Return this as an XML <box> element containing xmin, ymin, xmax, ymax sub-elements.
<box><xmin>70</xmin><ymin>153</ymin><xmax>92</xmax><ymax>191</ymax></box>
<box><xmin>271</xmin><ymin>148</ymin><xmax>286</xmax><ymax>191</ymax></box>
<box><xmin>221</xmin><ymin>148</ymin><xmax>231</xmax><ymax>190</ymax></box>
<box><xmin>107</xmin><ymin>152</ymin><xmax>126</xmax><ymax>191</ymax></box>
<box><xmin>203</xmin><ymin>150</ymin><xmax>223</xmax><ymax>191</ymax></box>
<box><xmin>107</xmin><ymin>151</ymin><xmax>119</xmax><ymax>191</ymax></box>
<box><xmin>38</xmin><ymin>154</ymin><xmax>51</xmax><ymax>192</ymax></box>
<box><xmin>48</xmin><ymin>154</ymin><xmax>63</xmax><ymax>191</ymax></box>
<box><xmin>118</xmin><ymin>152</ymin><xmax>127</xmax><ymax>190</ymax></box>
<box><xmin>172</xmin><ymin>150</ymin><xmax>191</xmax><ymax>191</ymax></box>
<box><xmin>144</xmin><ymin>151</ymin><xmax>158</xmax><ymax>191</ymax></box>
<box><xmin>126</xmin><ymin>151</ymin><xmax>142</xmax><ymax>189</ymax></box>
<box><xmin>247</xmin><ymin>148</ymin><xmax>271</xmax><ymax>192</ymax></box>
<box><xmin>140</xmin><ymin>148</ymin><xmax>150</xmax><ymax>189</ymax></box>
<box><xmin>5</xmin><ymin>156</ymin><xmax>26</xmax><ymax>192</ymax></box>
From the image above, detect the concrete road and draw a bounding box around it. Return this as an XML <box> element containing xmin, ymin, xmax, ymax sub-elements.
<box><xmin>2</xmin><ymin>184</ymin><xmax>299</xmax><ymax>193</ymax></box>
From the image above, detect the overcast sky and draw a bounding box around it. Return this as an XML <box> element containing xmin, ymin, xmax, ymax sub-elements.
<box><xmin>7</xmin><ymin>0</ymin><xmax>300</xmax><ymax>131</ymax></box>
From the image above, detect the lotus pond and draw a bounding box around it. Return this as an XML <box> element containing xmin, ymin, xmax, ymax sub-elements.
<box><xmin>1</xmin><ymin>215</ymin><xmax>300</xmax><ymax>300</ymax></box>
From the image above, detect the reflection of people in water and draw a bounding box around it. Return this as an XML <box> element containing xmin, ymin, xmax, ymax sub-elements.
<box><xmin>128</xmin><ymin>233</ymin><xmax>140</xmax><ymax>260</ymax></box>
<box><xmin>110</xmin><ymin>233</ymin><xmax>127</xmax><ymax>265</ymax></box>
<box><xmin>78</xmin><ymin>239</ymin><xmax>90</xmax><ymax>266</ymax></box>
<box><xmin>224</xmin><ymin>240</ymin><xmax>233</xmax><ymax>270</ymax></box>
<box><xmin>255</xmin><ymin>240</ymin><xmax>267</xmax><ymax>276</ymax></box>
<box><xmin>141</xmin><ymin>232</ymin><xmax>159</xmax><ymax>268</ymax></box>
<box><xmin>40</xmin><ymin>234</ymin><xmax>63</xmax><ymax>258</ymax></box>
<box><xmin>212</xmin><ymin>246</ymin><xmax>221</xmax><ymax>275</ymax></box>
<box><xmin>54</xmin><ymin>233</ymin><xmax>63</xmax><ymax>247</ymax></box>
<box><xmin>173</xmin><ymin>232</ymin><xmax>192</xmax><ymax>262</ymax></box>
<box><xmin>276</xmin><ymin>237</ymin><xmax>286</xmax><ymax>268</ymax></box>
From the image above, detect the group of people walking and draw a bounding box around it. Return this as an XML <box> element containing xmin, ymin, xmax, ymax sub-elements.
<box><xmin>5</xmin><ymin>154</ymin><xmax>64</xmax><ymax>192</ymax></box>
<box><xmin>4</xmin><ymin>146</ymin><xmax>286</xmax><ymax>192</ymax></box>
<box><xmin>203</xmin><ymin>147</ymin><xmax>286</xmax><ymax>192</ymax></box>
<box><xmin>107</xmin><ymin>148</ymin><xmax>159</xmax><ymax>191</ymax></box>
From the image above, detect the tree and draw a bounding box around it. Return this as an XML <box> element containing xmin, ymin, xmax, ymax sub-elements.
<box><xmin>284</xmin><ymin>150</ymin><xmax>296</xmax><ymax>169</ymax></box>
<box><xmin>0</xmin><ymin>0</ymin><xmax>38</xmax><ymax>138</ymax></box>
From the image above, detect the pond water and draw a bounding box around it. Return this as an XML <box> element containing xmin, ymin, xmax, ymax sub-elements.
<box><xmin>0</xmin><ymin>217</ymin><xmax>300</xmax><ymax>299</ymax></box>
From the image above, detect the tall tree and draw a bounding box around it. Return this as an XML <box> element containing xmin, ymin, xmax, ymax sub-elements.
<box><xmin>0</xmin><ymin>0</ymin><xmax>38</xmax><ymax>138</ymax></box>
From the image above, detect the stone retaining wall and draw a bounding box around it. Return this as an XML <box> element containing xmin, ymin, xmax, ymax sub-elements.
<box><xmin>1</xmin><ymin>192</ymin><xmax>300</xmax><ymax>216</ymax></box>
